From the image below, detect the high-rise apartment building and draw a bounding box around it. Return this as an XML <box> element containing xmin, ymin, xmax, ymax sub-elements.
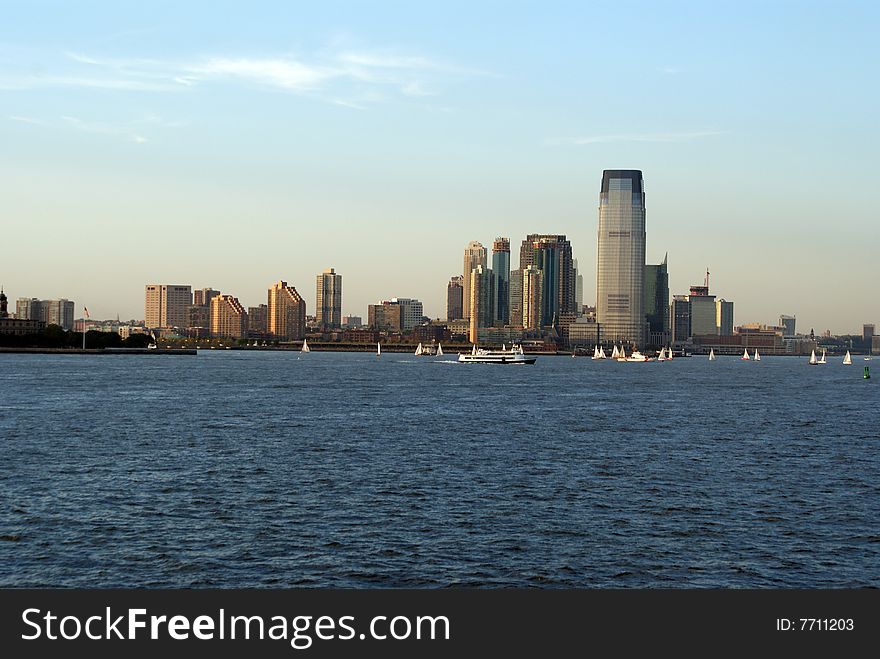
<box><xmin>462</xmin><ymin>241</ymin><xmax>487</xmax><ymax>320</ymax></box>
<box><xmin>16</xmin><ymin>298</ymin><xmax>42</xmax><ymax>322</ymax></box>
<box><xmin>193</xmin><ymin>288</ymin><xmax>220</xmax><ymax>307</ymax></box>
<box><xmin>316</xmin><ymin>267</ymin><xmax>342</xmax><ymax>329</ymax></box>
<box><xmin>210</xmin><ymin>295</ymin><xmax>248</xmax><ymax>338</ymax></box>
<box><xmin>671</xmin><ymin>296</ymin><xmax>690</xmax><ymax>344</ymax></box>
<box><xmin>644</xmin><ymin>255</ymin><xmax>669</xmax><ymax>336</ymax></box>
<box><xmin>864</xmin><ymin>324</ymin><xmax>875</xmax><ymax>343</ymax></box>
<box><xmin>145</xmin><ymin>284</ymin><xmax>192</xmax><ymax>329</ymax></box>
<box><xmin>368</xmin><ymin>302</ymin><xmax>402</xmax><ymax>331</ymax></box>
<box><xmin>519</xmin><ymin>234</ymin><xmax>575</xmax><ymax>327</ymax></box>
<box><xmin>596</xmin><ymin>170</ymin><xmax>646</xmax><ymax>345</ymax></box>
<box><xmin>492</xmin><ymin>237</ymin><xmax>510</xmax><ymax>325</ymax></box>
<box><xmin>574</xmin><ymin>259</ymin><xmax>584</xmax><ymax>313</ymax></box>
<box><xmin>468</xmin><ymin>265</ymin><xmax>495</xmax><ymax>343</ymax></box>
<box><xmin>521</xmin><ymin>265</ymin><xmax>543</xmax><ymax>330</ymax></box>
<box><xmin>43</xmin><ymin>299</ymin><xmax>75</xmax><ymax>330</ymax></box>
<box><xmin>446</xmin><ymin>276</ymin><xmax>464</xmax><ymax>320</ymax></box>
<box><xmin>267</xmin><ymin>281</ymin><xmax>306</xmax><ymax>340</ymax></box>
<box><xmin>509</xmin><ymin>269</ymin><xmax>523</xmax><ymax>328</ymax></box>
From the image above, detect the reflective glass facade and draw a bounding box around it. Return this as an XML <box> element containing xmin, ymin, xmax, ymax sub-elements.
<box><xmin>596</xmin><ymin>170</ymin><xmax>646</xmax><ymax>345</ymax></box>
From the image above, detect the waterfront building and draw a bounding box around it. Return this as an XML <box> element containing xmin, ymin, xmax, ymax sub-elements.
<box><xmin>368</xmin><ymin>301</ymin><xmax>402</xmax><ymax>332</ymax></box>
<box><xmin>596</xmin><ymin>170</ymin><xmax>646</xmax><ymax>346</ymax></box>
<box><xmin>519</xmin><ymin>234</ymin><xmax>575</xmax><ymax>327</ymax></box>
<box><xmin>872</xmin><ymin>335</ymin><xmax>880</xmax><ymax>355</ymax></box>
<box><xmin>716</xmin><ymin>299</ymin><xmax>734</xmax><ymax>336</ymax></box>
<box><xmin>468</xmin><ymin>265</ymin><xmax>495</xmax><ymax>344</ymax></box>
<box><xmin>779</xmin><ymin>314</ymin><xmax>796</xmax><ymax>337</ymax></box>
<box><xmin>210</xmin><ymin>295</ymin><xmax>248</xmax><ymax>338</ymax></box>
<box><xmin>186</xmin><ymin>304</ymin><xmax>211</xmax><ymax>331</ymax></box>
<box><xmin>0</xmin><ymin>317</ymin><xmax>45</xmax><ymax>335</ymax></box>
<box><xmin>671</xmin><ymin>295</ymin><xmax>691</xmax><ymax>345</ymax></box>
<box><xmin>342</xmin><ymin>315</ymin><xmax>362</xmax><ymax>328</ymax></box>
<box><xmin>447</xmin><ymin>276</ymin><xmax>464</xmax><ymax>321</ymax></box>
<box><xmin>316</xmin><ymin>267</ymin><xmax>343</xmax><ymax>329</ymax></box>
<box><xmin>565</xmin><ymin>316</ymin><xmax>600</xmax><ymax>349</ymax></box>
<box><xmin>492</xmin><ymin>237</ymin><xmax>510</xmax><ymax>325</ymax></box>
<box><xmin>15</xmin><ymin>298</ymin><xmax>42</xmax><ymax>322</ymax></box>
<box><xmin>644</xmin><ymin>255</ymin><xmax>669</xmax><ymax>337</ymax></box>
<box><xmin>193</xmin><ymin>288</ymin><xmax>220</xmax><ymax>307</ymax></box>
<box><xmin>267</xmin><ymin>281</ymin><xmax>306</xmax><ymax>340</ymax></box>
<box><xmin>509</xmin><ymin>269</ymin><xmax>523</xmax><ymax>328</ymax></box>
<box><xmin>145</xmin><ymin>284</ymin><xmax>192</xmax><ymax>329</ymax></box>
<box><xmin>248</xmin><ymin>304</ymin><xmax>268</xmax><ymax>334</ymax></box>
<box><xmin>389</xmin><ymin>298</ymin><xmax>423</xmax><ymax>331</ymax></box>
<box><xmin>521</xmin><ymin>265</ymin><xmax>543</xmax><ymax>331</ymax></box>
<box><xmin>864</xmin><ymin>324</ymin><xmax>875</xmax><ymax>344</ymax></box>
<box><xmin>689</xmin><ymin>285</ymin><xmax>718</xmax><ymax>336</ymax></box>
<box><xmin>462</xmin><ymin>241</ymin><xmax>487</xmax><ymax>320</ymax></box>
<box><xmin>447</xmin><ymin>318</ymin><xmax>470</xmax><ymax>338</ymax></box>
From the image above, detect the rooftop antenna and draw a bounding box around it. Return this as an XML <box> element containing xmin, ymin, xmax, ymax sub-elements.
<box><xmin>705</xmin><ymin>268</ymin><xmax>710</xmax><ymax>290</ymax></box>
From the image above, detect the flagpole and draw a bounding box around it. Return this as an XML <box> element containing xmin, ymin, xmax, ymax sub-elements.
<box><xmin>82</xmin><ymin>307</ymin><xmax>88</xmax><ymax>350</ymax></box>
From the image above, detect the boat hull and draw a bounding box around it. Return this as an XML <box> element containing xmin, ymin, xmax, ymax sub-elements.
<box><xmin>458</xmin><ymin>355</ymin><xmax>536</xmax><ymax>365</ymax></box>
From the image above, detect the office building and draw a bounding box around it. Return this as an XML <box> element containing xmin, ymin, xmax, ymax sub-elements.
<box><xmin>342</xmin><ymin>315</ymin><xmax>362</xmax><ymax>328</ymax></box>
<box><xmin>779</xmin><ymin>315</ymin><xmax>796</xmax><ymax>337</ymax></box>
<box><xmin>519</xmin><ymin>234</ymin><xmax>575</xmax><ymax>327</ymax></box>
<box><xmin>15</xmin><ymin>298</ymin><xmax>42</xmax><ymax>322</ymax></box>
<box><xmin>145</xmin><ymin>284</ymin><xmax>192</xmax><ymax>329</ymax></box>
<box><xmin>391</xmin><ymin>298</ymin><xmax>424</xmax><ymax>331</ymax></box>
<box><xmin>469</xmin><ymin>264</ymin><xmax>495</xmax><ymax>343</ymax></box>
<box><xmin>462</xmin><ymin>241</ymin><xmax>487</xmax><ymax>320</ymax></box>
<box><xmin>267</xmin><ymin>281</ymin><xmax>306</xmax><ymax>340</ymax></box>
<box><xmin>574</xmin><ymin>259</ymin><xmax>584</xmax><ymax>313</ymax></box>
<box><xmin>689</xmin><ymin>285</ymin><xmax>718</xmax><ymax>336</ymax></box>
<box><xmin>671</xmin><ymin>295</ymin><xmax>691</xmax><ymax>344</ymax></box>
<box><xmin>596</xmin><ymin>170</ymin><xmax>646</xmax><ymax>345</ymax></box>
<box><xmin>210</xmin><ymin>295</ymin><xmax>248</xmax><ymax>339</ymax></box>
<box><xmin>864</xmin><ymin>324</ymin><xmax>875</xmax><ymax>343</ymax></box>
<box><xmin>644</xmin><ymin>255</ymin><xmax>669</xmax><ymax>336</ymax></box>
<box><xmin>492</xmin><ymin>237</ymin><xmax>510</xmax><ymax>325</ymax></box>
<box><xmin>716</xmin><ymin>300</ymin><xmax>734</xmax><ymax>336</ymax></box>
<box><xmin>521</xmin><ymin>265</ymin><xmax>543</xmax><ymax>331</ymax></box>
<box><xmin>447</xmin><ymin>276</ymin><xmax>464</xmax><ymax>321</ymax></box>
<box><xmin>316</xmin><ymin>267</ymin><xmax>343</xmax><ymax>329</ymax></box>
<box><xmin>193</xmin><ymin>288</ymin><xmax>220</xmax><ymax>307</ymax></box>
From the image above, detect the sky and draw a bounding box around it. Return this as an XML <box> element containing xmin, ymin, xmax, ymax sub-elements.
<box><xmin>1</xmin><ymin>0</ymin><xmax>878</xmax><ymax>333</ymax></box>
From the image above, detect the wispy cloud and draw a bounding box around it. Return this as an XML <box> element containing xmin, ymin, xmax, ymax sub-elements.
<box><xmin>8</xmin><ymin>115</ymin><xmax>46</xmax><ymax>125</ymax></box>
<box><xmin>658</xmin><ymin>65</ymin><xmax>681</xmax><ymax>75</ymax></box>
<box><xmin>545</xmin><ymin>130</ymin><xmax>726</xmax><ymax>146</ymax></box>
<box><xmin>3</xmin><ymin>46</ymin><xmax>481</xmax><ymax>110</ymax></box>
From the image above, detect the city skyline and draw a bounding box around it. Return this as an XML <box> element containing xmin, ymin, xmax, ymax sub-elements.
<box><xmin>2</xmin><ymin>2</ymin><xmax>878</xmax><ymax>332</ymax></box>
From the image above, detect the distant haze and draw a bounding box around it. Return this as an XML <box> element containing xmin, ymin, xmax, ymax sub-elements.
<box><xmin>2</xmin><ymin>2</ymin><xmax>877</xmax><ymax>334</ymax></box>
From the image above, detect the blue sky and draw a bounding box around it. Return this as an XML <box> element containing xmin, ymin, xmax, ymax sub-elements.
<box><xmin>2</xmin><ymin>1</ymin><xmax>878</xmax><ymax>332</ymax></box>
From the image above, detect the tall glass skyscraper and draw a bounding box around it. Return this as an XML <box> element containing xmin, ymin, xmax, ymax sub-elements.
<box><xmin>462</xmin><ymin>241</ymin><xmax>487</xmax><ymax>320</ymax></box>
<box><xmin>492</xmin><ymin>237</ymin><xmax>510</xmax><ymax>326</ymax></box>
<box><xmin>596</xmin><ymin>170</ymin><xmax>646</xmax><ymax>346</ymax></box>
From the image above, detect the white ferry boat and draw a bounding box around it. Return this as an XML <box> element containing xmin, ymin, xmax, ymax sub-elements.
<box><xmin>458</xmin><ymin>344</ymin><xmax>536</xmax><ymax>365</ymax></box>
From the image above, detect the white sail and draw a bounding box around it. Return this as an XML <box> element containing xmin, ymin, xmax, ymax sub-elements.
<box><xmin>415</xmin><ymin>342</ymin><xmax>423</xmax><ymax>356</ymax></box>
<box><xmin>754</xmin><ymin>349</ymin><xmax>760</xmax><ymax>361</ymax></box>
<box><xmin>377</xmin><ymin>342</ymin><xmax>381</xmax><ymax>357</ymax></box>
<box><xmin>843</xmin><ymin>350</ymin><xmax>852</xmax><ymax>365</ymax></box>
<box><xmin>611</xmin><ymin>345</ymin><xmax>619</xmax><ymax>359</ymax></box>
<box><xmin>818</xmin><ymin>349</ymin><xmax>827</xmax><ymax>364</ymax></box>
<box><xmin>809</xmin><ymin>349</ymin><xmax>817</xmax><ymax>365</ymax></box>
<box><xmin>593</xmin><ymin>345</ymin><xmax>600</xmax><ymax>358</ymax></box>
<box><xmin>472</xmin><ymin>344</ymin><xmax>477</xmax><ymax>355</ymax></box>
<box><xmin>619</xmin><ymin>346</ymin><xmax>627</xmax><ymax>360</ymax></box>
<box><xmin>437</xmin><ymin>343</ymin><xmax>443</xmax><ymax>356</ymax></box>
<box><xmin>741</xmin><ymin>348</ymin><xmax>750</xmax><ymax>360</ymax></box>
<box><xmin>301</xmin><ymin>338</ymin><xmax>310</xmax><ymax>353</ymax></box>
<box><xmin>599</xmin><ymin>346</ymin><xmax>606</xmax><ymax>359</ymax></box>
<box><xmin>709</xmin><ymin>348</ymin><xmax>716</xmax><ymax>360</ymax></box>
<box><xmin>667</xmin><ymin>347</ymin><xmax>673</xmax><ymax>360</ymax></box>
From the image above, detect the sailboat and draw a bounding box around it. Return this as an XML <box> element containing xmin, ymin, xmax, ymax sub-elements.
<box><xmin>709</xmin><ymin>348</ymin><xmax>716</xmax><ymax>361</ymax></box>
<box><xmin>301</xmin><ymin>338</ymin><xmax>310</xmax><ymax>353</ymax></box>
<box><xmin>611</xmin><ymin>345</ymin><xmax>620</xmax><ymax>359</ymax></box>
<box><xmin>818</xmin><ymin>349</ymin><xmax>827</xmax><ymax>364</ymax></box>
<box><xmin>657</xmin><ymin>347</ymin><xmax>667</xmax><ymax>361</ymax></box>
<box><xmin>617</xmin><ymin>346</ymin><xmax>627</xmax><ymax>362</ymax></box>
<box><xmin>843</xmin><ymin>350</ymin><xmax>852</xmax><ymax>365</ymax></box>
<box><xmin>741</xmin><ymin>348</ymin><xmax>750</xmax><ymax>360</ymax></box>
<box><xmin>377</xmin><ymin>342</ymin><xmax>381</xmax><ymax>358</ymax></box>
<box><xmin>808</xmin><ymin>349</ymin><xmax>817</xmax><ymax>365</ymax></box>
<box><xmin>436</xmin><ymin>343</ymin><xmax>444</xmax><ymax>357</ymax></box>
<box><xmin>754</xmin><ymin>349</ymin><xmax>760</xmax><ymax>361</ymax></box>
<box><xmin>592</xmin><ymin>345</ymin><xmax>602</xmax><ymax>360</ymax></box>
<box><xmin>598</xmin><ymin>346</ymin><xmax>606</xmax><ymax>359</ymax></box>
<box><xmin>666</xmin><ymin>347</ymin><xmax>673</xmax><ymax>360</ymax></box>
<box><xmin>414</xmin><ymin>342</ymin><xmax>423</xmax><ymax>356</ymax></box>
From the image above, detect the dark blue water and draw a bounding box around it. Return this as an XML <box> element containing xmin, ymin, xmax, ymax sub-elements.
<box><xmin>1</xmin><ymin>351</ymin><xmax>877</xmax><ymax>587</ymax></box>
